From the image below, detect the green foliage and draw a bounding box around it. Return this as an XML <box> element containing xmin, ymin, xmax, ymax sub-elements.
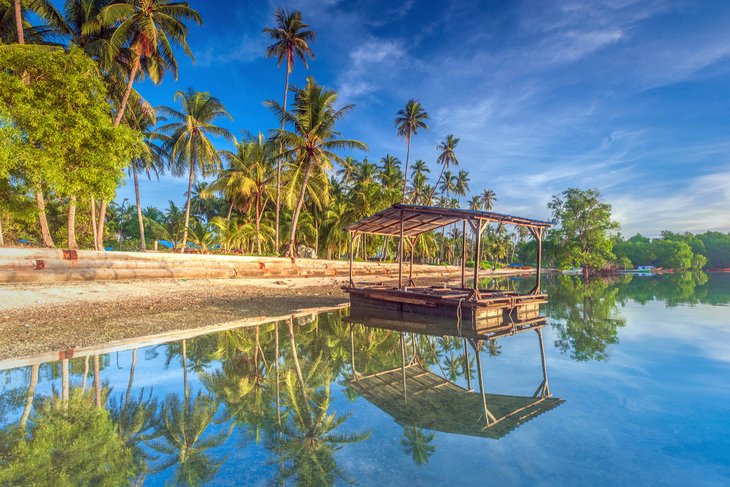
<box><xmin>0</xmin><ymin>45</ymin><xmax>140</xmax><ymax>199</ymax></box>
<box><xmin>0</xmin><ymin>391</ymin><xmax>136</xmax><ymax>486</ymax></box>
<box><xmin>548</xmin><ymin>188</ymin><xmax>620</xmax><ymax>271</ymax></box>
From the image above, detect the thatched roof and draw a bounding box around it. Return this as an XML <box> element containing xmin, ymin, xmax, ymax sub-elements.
<box><xmin>345</xmin><ymin>204</ymin><xmax>552</xmax><ymax>237</ymax></box>
<box><xmin>350</xmin><ymin>364</ymin><xmax>563</xmax><ymax>439</ymax></box>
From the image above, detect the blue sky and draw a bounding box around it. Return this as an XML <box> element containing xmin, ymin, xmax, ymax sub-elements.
<box><xmin>116</xmin><ymin>0</ymin><xmax>730</xmax><ymax>236</ymax></box>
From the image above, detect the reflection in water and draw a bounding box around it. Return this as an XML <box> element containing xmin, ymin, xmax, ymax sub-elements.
<box><xmin>0</xmin><ymin>272</ymin><xmax>728</xmax><ymax>485</ymax></box>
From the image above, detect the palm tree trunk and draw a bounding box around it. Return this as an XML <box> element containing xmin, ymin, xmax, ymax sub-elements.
<box><xmin>182</xmin><ymin>339</ymin><xmax>189</xmax><ymax>415</ymax></box>
<box><xmin>255</xmin><ymin>200</ymin><xmax>262</xmax><ymax>255</ymax></box>
<box><xmin>429</xmin><ymin>165</ymin><xmax>446</xmax><ymax>205</ymax></box>
<box><xmin>180</xmin><ymin>154</ymin><xmax>196</xmax><ymax>253</ymax></box>
<box><xmin>93</xmin><ymin>354</ymin><xmax>101</xmax><ymax>408</ymax></box>
<box><xmin>226</xmin><ymin>201</ymin><xmax>233</xmax><ymax>220</ymax></box>
<box><xmin>114</xmin><ymin>56</ymin><xmax>139</xmax><ymax>127</ymax></box>
<box><xmin>0</xmin><ymin>214</ymin><xmax>5</xmax><ymax>246</ymax></box>
<box><xmin>402</xmin><ymin>136</ymin><xmax>411</xmax><ymax>202</ymax></box>
<box><xmin>61</xmin><ymin>358</ymin><xmax>69</xmax><ymax>404</ymax></box>
<box><xmin>81</xmin><ymin>355</ymin><xmax>89</xmax><ymax>392</ymax></box>
<box><xmin>132</xmin><ymin>165</ymin><xmax>146</xmax><ymax>251</ymax></box>
<box><xmin>13</xmin><ymin>0</ymin><xmax>24</xmax><ymax>45</ymax></box>
<box><xmin>19</xmin><ymin>364</ymin><xmax>39</xmax><ymax>428</ymax></box>
<box><xmin>96</xmin><ymin>199</ymin><xmax>107</xmax><ymax>251</ymax></box>
<box><xmin>35</xmin><ymin>188</ymin><xmax>54</xmax><ymax>248</ymax></box>
<box><xmin>90</xmin><ymin>197</ymin><xmax>98</xmax><ymax>250</ymax></box>
<box><xmin>275</xmin><ymin>69</ymin><xmax>291</xmax><ymax>253</ymax></box>
<box><xmin>286</xmin><ymin>159</ymin><xmax>312</xmax><ymax>258</ymax></box>
<box><xmin>67</xmin><ymin>196</ymin><xmax>78</xmax><ymax>250</ymax></box>
<box><xmin>125</xmin><ymin>348</ymin><xmax>137</xmax><ymax>408</ymax></box>
<box><xmin>286</xmin><ymin>318</ymin><xmax>308</xmax><ymax>405</ymax></box>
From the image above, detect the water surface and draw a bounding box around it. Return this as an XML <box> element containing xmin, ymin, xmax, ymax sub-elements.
<box><xmin>0</xmin><ymin>273</ymin><xmax>728</xmax><ymax>486</ymax></box>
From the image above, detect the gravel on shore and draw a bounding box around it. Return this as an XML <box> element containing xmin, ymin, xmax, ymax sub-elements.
<box><xmin>0</xmin><ymin>275</ymin><xmax>460</xmax><ymax>361</ymax></box>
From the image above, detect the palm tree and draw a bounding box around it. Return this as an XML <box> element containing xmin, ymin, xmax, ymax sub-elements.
<box><xmin>468</xmin><ymin>195</ymin><xmax>482</xmax><ymax>210</ymax></box>
<box><xmin>214</xmin><ymin>133</ymin><xmax>275</xmax><ymax>254</ymax></box>
<box><xmin>395</xmin><ymin>99</ymin><xmax>429</xmax><ymax>201</ymax></box>
<box><xmin>7</xmin><ymin>0</ymin><xmax>63</xmax><ymax>45</ymax></box>
<box><xmin>454</xmin><ymin>169</ymin><xmax>470</xmax><ymax>206</ymax></box>
<box><xmin>481</xmin><ymin>189</ymin><xmax>497</xmax><ymax>211</ymax></box>
<box><xmin>264</xmin><ymin>8</ymin><xmax>315</xmax><ymax>253</ymax></box>
<box><xmin>158</xmin><ymin>89</ymin><xmax>233</xmax><ymax>253</ymax></box>
<box><xmin>125</xmin><ymin>100</ymin><xmax>167</xmax><ymax>251</ymax></box>
<box><xmin>87</xmin><ymin>0</ymin><xmax>202</xmax><ymax>127</ymax></box>
<box><xmin>272</xmin><ymin>78</ymin><xmax>366</xmax><ymax>258</ymax></box>
<box><xmin>401</xmin><ymin>426</ymin><xmax>436</xmax><ymax>465</ymax></box>
<box><xmin>430</xmin><ymin>134</ymin><xmax>459</xmax><ymax>204</ymax></box>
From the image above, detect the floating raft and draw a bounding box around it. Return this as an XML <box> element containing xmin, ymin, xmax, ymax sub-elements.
<box><xmin>350</xmin><ymin>364</ymin><xmax>564</xmax><ymax>439</ymax></box>
<box><xmin>346</xmin><ymin>285</ymin><xmax>547</xmax><ymax>321</ymax></box>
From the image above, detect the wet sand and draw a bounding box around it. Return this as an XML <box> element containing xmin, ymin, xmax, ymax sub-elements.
<box><xmin>0</xmin><ymin>274</ymin><xmax>461</xmax><ymax>361</ymax></box>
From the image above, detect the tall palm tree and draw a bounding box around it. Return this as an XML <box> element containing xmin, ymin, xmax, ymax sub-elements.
<box><xmin>481</xmin><ymin>189</ymin><xmax>497</xmax><ymax>211</ymax></box>
<box><xmin>158</xmin><ymin>89</ymin><xmax>233</xmax><ymax>252</ymax></box>
<box><xmin>8</xmin><ymin>0</ymin><xmax>64</xmax><ymax>45</ymax></box>
<box><xmin>468</xmin><ymin>195</ymin><xmax>482</xmax><ymax>210</ymax></box>
<box><xmin>395</xmin><ymin>99</ymin><xmax>429</xmax><ymax>201</ymax></box>
<box><xmin>272</xmin><ymin>78</ymin><xmax>366</xmax><ymax>258</ymax></box>
<box><xmin>430</xmin><ymin>134</ymin><xmax>459</xmax><ymax>204</ymax></box>
<box><xmin>401</xmin><ymin>426</ymin><xmax>436</xmax><ymax>465</ymax></box>
<box><xmin>87</xmin><ymin>0</ymin><xmax>202</xmax><ymax>127</ymax></box>
<box><xmin>125</xmin><ymin>100</ymin><xmax>167</xmax><ymax>251</ymax></box>
<box><xmin>264</xmin><ymin>8</ymin><xmax>315</xmax><ymax>253</ymax></box>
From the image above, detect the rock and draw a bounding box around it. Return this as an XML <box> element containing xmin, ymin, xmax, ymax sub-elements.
<box><xmin>296</xmin><ymin>245</ymin><xmax>317</xmax><ymax>259</ymax></box>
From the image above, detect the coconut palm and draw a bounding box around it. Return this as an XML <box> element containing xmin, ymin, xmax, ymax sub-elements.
<box><xmin>158</xmin><ymin>89</ymin><xmax>233</xmax><ymax>253</ymax></box>
<box><xmin>395</xmin><ymin>99</ymin><xmax>429</xmax><ymax>201</ymax></box>
<box><xmin>264</xmin><ymin>8</ymin><xmax>315</xmax><ymax>252</ymax></box>
<box><xmin>270</xmin><ymin>78</ymin><xmax>366</xmax><ymax>258</ymax></box>
<box><xmin>481</xmin><ymin>189</ymin><xmax>497</xmax><ymax>211</ymax></box>
<box><xmin>86</xmin><ymin>0</ymin><xmax>202</xmax><ymax>127</ymax></box>
<box><xmin>430</xmin><ymin>134</ymin><xmax>459</xmax><ymax>204</ymax></box>
<box><xmin>124</xmin><ymin>100</ymin><xmax>166</xmax><ymax>251</ymax></box>
<box><xmin>401</xmin><ymin>426</ymin><xmax>436</xmax><ymax>465</ymax></box>
<box><xmin>468</xmin><ymin>195</ymin><xmax>482</xmax><ymax>211</ymax></box>
<box><xmin>454</xmin><ymin>169</ymin><xmax>470</xmax><ymax>206</ymax></box>
<box><xmin>6</xmin><ymin>0</ymin><xmax>64</xmax><ymax>45</ymax></box>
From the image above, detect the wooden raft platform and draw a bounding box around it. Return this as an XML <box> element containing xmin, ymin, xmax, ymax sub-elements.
<box><xmin>346</xmin><ymin>285</ymin><xmax>547</xmax><ymax>321</ymax></box>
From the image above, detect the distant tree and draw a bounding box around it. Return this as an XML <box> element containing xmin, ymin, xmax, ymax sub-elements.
<box><xmin>430</xmin><ymin>134</ymin><xmax>459</xmax><ymax>204</ymax></box>
<box><xmin>481</xmin><ymin>189</ymin><xmax>496</xmax><ymax>211</ymax></box>
<box><xmin>395</xmin><ymin>99</ymin><xmax>429</xmax><ymax>201</ymax></box>
<box><xmin>547</xmin><ymin>188</ymin><xmax>620</xmax><ymax>273</ymax></box>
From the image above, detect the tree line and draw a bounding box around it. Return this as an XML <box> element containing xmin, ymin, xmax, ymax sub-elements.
<box><xmin>0</xmin><ymin>1</ymin><xmax>503</xmax><ymax>261</ymax></box>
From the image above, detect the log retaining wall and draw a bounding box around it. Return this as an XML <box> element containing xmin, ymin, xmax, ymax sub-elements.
<box><xmin>0</xmin><ymin>248</ymin><xmax>461</xmax><ymax>284</ymax></box>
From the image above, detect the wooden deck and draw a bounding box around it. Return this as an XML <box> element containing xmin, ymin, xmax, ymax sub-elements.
<box><xmin>345</xmin><ymin>285</ymin><xmax>547</xmax><ymax>321</ymax></box>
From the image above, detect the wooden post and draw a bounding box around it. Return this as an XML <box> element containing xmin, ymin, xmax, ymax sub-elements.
<box><xmin>471</xmin><ymin>339</ymin><xmax>495</xmax><ymax>425</ymax></box>
<box><xmin>398</xmin><ymin>210</ymin><xmax>404</xmax><ymax>290</ymax></box>
<box><xmin>400</xmin><ymin>332</ymin><xmax>407</xmax><ymax>400</ymax></box>
<box><xmin>461</xmin><ymin>220</ymin><xmax>467</xmax><ymax>289</ymax></box>
<box><xmin>350</xmin><ymin>324</ymin><xmax>356</xmax><ymax>378</ymax></box>
<box><xmin>407</xmin><ymin>237</ymin><xmax>416</xmax><ymax>286</ymax></box>
<box><xmin>534</xmin><ymin>327</ymin><xmax>550</xmax><ymax>398</ymax></box>
<box><xmin>463</xmin><ymin>338</ymin><xmax>472</xmax><ymax>391</ymax></box>
<box><xmin>349</xmin><ymin>232</ymin><xmax>355</xmax><ymax>288</ymax></box>
<box><xmin>535</xmin><ymin>228</ymin><xmax>543</xmax><ymax>293</ymax></box>
<box><xmin>472</xmin><ymin>220</ymin><xmax>482</xmax><ymax>293</ymax></box>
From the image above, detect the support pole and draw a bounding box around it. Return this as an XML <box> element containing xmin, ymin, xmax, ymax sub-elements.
<box><xmin>400</xmin><ymin>332</ymin><xmax>407</xmax><ymax>400</ymax></box>
<box><xmin>461</xmin><ymin>220</ymin><xmax>467</xmax><ymax>289</ymax></box>
<box><xmin>471</xmin><ymin>339</ymin><xmax>496</xmax><ymax>425</ymax></box>
<box><xmin>472</xmin><ymin>220</ymin><xmax>483</xmax><ymax>295</ymax></box>
<box><xmin>534</xmin><ymin>327</ymin><xmax>550</xmax><ymax>398</ymax></box>
<box><xmin>535</xmin><ymin>228</ymin><xmax>543</xmax><ymax>293</ymax></box>
<box><xmin>463</xmin><ymin>338</ymin><xmax>472</xmax><ymax>391</ymax></box>
<box><xmin>348</xmin><ymin>232</ymin><xmax>355</xmax><ymax>288</ymax></box>
<box><xmin>398</xmin><ymin>210</ymin><xmax>404</xmax><ymax>290</ymax></box>
<box><xmin>350</xmin><ymin>324</ymin><xmax>356</xmax><ymax>378</ymax></box>
<box><xmin>407</xmin><ymin>237</ymin><xmax>416</xmax><ymax>286</ymax></box>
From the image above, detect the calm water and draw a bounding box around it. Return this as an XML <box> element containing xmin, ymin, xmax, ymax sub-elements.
<box><xmin>0</xmin><ymin>273</ymin><xmax>729</xmax><ymax>486</ymax></box>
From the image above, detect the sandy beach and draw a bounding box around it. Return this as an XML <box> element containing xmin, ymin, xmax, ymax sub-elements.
<box><xmin>0</xmin><ymin>274</ymin><xmax>462</xmax><ymax>361</ymax></box>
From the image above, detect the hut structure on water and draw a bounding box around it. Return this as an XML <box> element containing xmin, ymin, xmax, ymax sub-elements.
<box><xmin>344</xmin><ymin>204</ymin><xmax>553</xmax><ymax>322</ymax></box>
<box><xmin>346</xmin><ymin>313</ymin><xmax>563</xmax><ymax>437</ymax></box>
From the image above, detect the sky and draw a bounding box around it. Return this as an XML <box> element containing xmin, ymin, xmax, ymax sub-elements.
<box><xmin>115</xmin><ymin>0</ymin><xmax>730</xmax><ymax>237</ymax></box>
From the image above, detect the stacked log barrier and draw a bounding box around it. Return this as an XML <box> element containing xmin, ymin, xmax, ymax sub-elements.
<box><xmin>0</xmin><ymin>248</ymin><xmax>461</xmax><ymax>284</ymax></box>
